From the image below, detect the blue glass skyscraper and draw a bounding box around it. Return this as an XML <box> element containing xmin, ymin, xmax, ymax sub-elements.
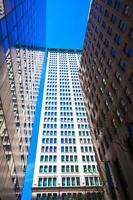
<box><xmin>0</xmin><ymin>1</ymin><xmax>46</xmax><ymax>199</ymax></box>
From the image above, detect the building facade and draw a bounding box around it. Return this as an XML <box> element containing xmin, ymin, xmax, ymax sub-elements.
<box><xmin>0</xmin><ymin>47</ymin><xmax>44</xmax><ymax>200</ymax></box>
<box><xmin>32</xmin><ymin>49</ymin><xmax>103</xmax><ymax>200</ymax></box>
<box><xmin>80</xmin><ymin>0</ymin><xmax>133</xmax><ymax>200</ymax></box>
<box><xmin>0</xmin><ymin>1</ymin><xmax>46</xmax><ymax>199</ymax></box>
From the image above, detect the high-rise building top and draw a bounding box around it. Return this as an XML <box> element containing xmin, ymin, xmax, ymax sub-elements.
<box><xmin>31</xmin><ymin>49</ymin><xmax>103</xmax><ymax>200</ymax></box>
<box><xmin>80</xmin><ymin>0</ymin><xmax>133</xmax><ymax>199</ymax></box>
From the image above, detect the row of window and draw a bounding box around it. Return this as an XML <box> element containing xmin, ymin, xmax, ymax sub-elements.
<box><xmin>42</xmin><ymin>131</ymin><xmax>57</xmax><ymax>136</ymax></box>
<box><xmin>44</xmin><ymin>117</ymin><xmax>57</xmax><ymax>122</ymax></box>
<box><xmin>41</xmin><ymin>146</ymin><xmax>57</xmax><ymax>153</ymax></box>
<box><xmin>83</xmin><ymin>165</ymin><xmax>98</xmax><ymax>173</ymax></box>
<box><xmin>78</xmin><ymin>124</ymin><xmax>89</xmax><ymax>129</ymax></box>
<box><xmin>36</xmin><ymin>192</ymin><xmax>102</xmax><ymax>200</ymax></box>
<box><xmin>80</xmin><ymin>138</ymin><xmax>91</xmax><ymax>144</ymax></box>
<box><xmin>60</xmin><ymin>93</ymin><xmax>71</xmax><ymax>96</ymax></box>
<box><xmin>60</xmin><ymin>102</ymin><xmax>71</xmax><ymax>105</ymax></box>
<box><xmin>62</xmin><ymin>177</ymin><xmax>80</xmax><ymax>186</ymax></box>
<box><xmin>76</xmin><ymin>112</ymin><xmax>86</xmax><ymax>117</ymax></box>
<box><xmin>81</xmin><ymin>146</ymin><xmax>94</xmax><ymax>153</ymax></box>
<box><xmin>42</xmin><ymin>138</ymin><xmax>57</xmax><ymax>144</ymax></box>
<box><xmin>45</xmin><ymin>102</ymin><xmax>57</xmax><ymax>105</ymax></box>
<box><xmin>43</xmin><ymin>124</ymin><xmax>57</xmax><ymax>129</ymax></box>
<box><xmin>45</xmin><ymin>106</ymin><xmax>57</xmax><ymax>110</ymax></box>
<box><xmin>61</xmin><ymin>165</ymin><xmax>79</xmax><ymax>173</ymax></box>
<box><xmin>77</xmin><ymin>118</ymin><xmax>87</xmax><ymax>122</ymax></box>
<box><xmin>82</xmin><ymin>155</ymin><xmax>95</xmax><ymax>162</ymax></box>
<box><xmin>60</xmin><ymin>97</ymin><xmax>71</xmax><ymax>101</ymax></box>
<box><xmin>41</xmin><ymin>138</ymin><xmax>77</xmax><ymax>144</ymax></box>
<box><xmin>61</xmin><ymin>130</ymin><xmax>75</xmax><ymax>136</ymax></box>
<box><xmin>40</xmin><ymin>155</ymin><xmax>57</xmax><ymax>162</ymax></box>
<box><xmin>60</xmin><ymin>112</ymin><xmax>73</xmax><ymax>116</ymax></box>
<box><xmin>46</xmin><ymin>92</ymin><xmax>57</xmax><ymax>96</ymax></box>
<box><xmin>60</xmin><ymin>107</ymin><xmax>72</xmax><ymax>111</ymax></box>
<box><xmin>61</xmin><ymin>137</ymin><xmax>76</xmax><ymax>143</ymax></box>
<box><xmin>85</xmin><ymin>177</ymin><xmax>101</xmax><ymax>186</ymax></box>
<box><xmin>60</xmin><ymin>124</ymin><xmax>74</xmax><ymax>129</ymax></box>
<box><xmin>39</xmin><ymin>165</ymin><xmax>57</xmax><ymax>173</ymax></box>
<box><xmin>61</xmin><ymin>146</ymin><xmax>77</xmax><ymax>153</ymax></box>
<box><xmin>60</xmin><ymin>118</ymin><xmax>73</xmax><ymax>122</ymax></box>
<box><xmin>60</xmin><ymin>85</ymin><xmax>70</xmax><ymax>89</ymax></box>
<box><xmin>38</xmin><ymin>177</ymin><xmax>57</xmax><ymax>187</ymax></box>
<box><xmin>44</xmin><ymin>112</ymin><xmax>57</xmax><ymax>116</ymax></box>
<box><xmin>61</xmin><ymin>155</ymin><xmax>78</xmax><ymax>162</ymax></box>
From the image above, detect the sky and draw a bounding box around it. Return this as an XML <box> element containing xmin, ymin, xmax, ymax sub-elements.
<box><xmin>46</xmin><ymin>0</ymin><xmax>91</xmax><ymax>49</ymax></box>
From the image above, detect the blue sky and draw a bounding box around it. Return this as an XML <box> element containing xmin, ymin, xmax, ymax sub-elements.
<box><xmin>46</xmin><ymin>0</ymin><xmax>91</xmax><ymax>49</ymax></box>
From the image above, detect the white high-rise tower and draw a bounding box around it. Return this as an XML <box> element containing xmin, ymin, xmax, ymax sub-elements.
<box><xmin>32</xmin><ymin>49</ymin><xmax>103</xmax><ymax>200</ymax></box>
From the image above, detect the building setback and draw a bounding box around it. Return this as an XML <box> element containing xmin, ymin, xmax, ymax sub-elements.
<box><xmin>80</xmin><ymin>0</ymin><xmax>133</xmax><ymax>200</ymax></box>
<box><xmin>32</xmin><ymin>49</ymin><xmax>103</xmax><ymax>200</ymax></box>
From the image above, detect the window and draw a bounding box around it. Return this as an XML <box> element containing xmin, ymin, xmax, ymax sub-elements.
<box><xmin>114</xmin><ymin>0</ymin><xmax>121</xmax><ymax>10</ymax></box>
<box><xmin>129</xmin><ymin>28</ymin><xmax>133</xmax><ymax>39</ymax></box>
<box><xmin>85</xmin><ymin>177</ymin><xmax>89</xmax><ymax>185</ymax></box>
<box><xmin>123</xmin><ymin>4</ymin><xmax>132</xmax><ymax>16</ymax></box>
<box><xmin>102</xmin><ymin>20</ymin><xmax>106</xmax><ymax>29</ymax></box>
<box><xmin>107</xmin><ymin>26</ymin><xmax>113</xmax><ymax>36</ymax></box>
<box><xmin>72</xmin><ymin>178</ymin><xmax>75</xmax><ymax>186</ymax></box>
<box><xmin>123</xmin><ymin>43</ymin><xmax>133</xmax><ymax>56</ymax></box>
<box><xmin>119</xmin><ymin>59</ymin><xmax>127</xmax><ymax>71</ymax></box>
<box><xmin>129</xmin><ymin>74</ymin><xmax>133</xmax><ymax>84</ymax></box>
<box><xmin>104</xmin><ymin>9</ymin><xmax>109</xmax><ymax>17</ymax></box>
<box><xmin>104</xmin><ymin>39</ymin><xmax>109</xmax><ymax>48</ymax></box>
<box><xmin>62</xmin><ymin>178</ymin><xmax>65</xmax><ymax>186</ymax></box>
<box><xmin>111</xmin><ymin>14</ymin><xmax>116</xmax><ymax>23</ymax></box>
<box><xmin>67</xmin><ymin>178</ymin><xmax>70</xmax><ymax>186</ymax></box>
<box><xmin>111</xmin><ymin>47</ymin><xmax>116</xmax><ymax>57</ymax></box>
<box><xmin>119</xmin><ymin>20</ymin><xmax>126</xmax><ymax>31</ymax></box>
<box><xmin>114</xmin><ymin>33</ymin><xmax>121</xmax><ymax>44</ymax></box>
<box><xmin>107</xmin><ymin>0</ymin><xmax>112</xmax><ymax>5</ymax></box>
<box><xmin>48</xmin><ymin>178</ymin><xmax>52</xmax><ymax>186</ymax></box>
<box><xmin>125</xmin><ymin>87</ymin><xmax>132</xmax><ymax>101</ymax></box>
<box><xmin>39</xmin><ymin>166</ymin><xmax>43</xmax><ymax>173</ymax></box>
<box><xmin>38</xmin><ymin>178</ymin><xmax>42</xmax><ymax>186</ymax></box>
<box><xmin>76</xmin><ymin>177</ymin><xmax>80</xmax><ymax>186</ymax></box>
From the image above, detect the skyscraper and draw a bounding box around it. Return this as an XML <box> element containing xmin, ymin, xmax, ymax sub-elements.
<box><xmin>0</xmin><ymin>1</ymin><xmax>46</xmax><ymax>199</ymax></box>
<box><xmin>80</xmin><ymin>0</ymin><xmax>133</xmax><ymax>199</ymax></box>
<box><xmin>31</xmin><ymin>49</ymin><xmax>103</xmax><ymax>200</ymax></box>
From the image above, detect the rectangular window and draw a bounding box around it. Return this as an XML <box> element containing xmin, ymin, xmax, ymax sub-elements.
<box><xmin>53</xmin><ymin>178</ymin><xmax>57</xmax><ymax>186</ymax></box>
<box><xmin>111</xmin><ymin>14</ymin><xmax>116</xmax><ymax>23</ymax></box>
<box><xmin>123</xmin><ymin>43</ymin><xmax>133</xmax><ymax>56</ymax></box>
<box><xmin>111</xmin><ymin>47</ymin><xmax>116</xmax><ymax>57</ymax></box>
<box><xmin>114</xmin><ymin>0</ymin><xmax>121</xmax><ymax>10</ymax></box>
<box><xmin>43</xmin><ymin>178</ymin><xmax>47</xmax><ymax>187</ymax></box>
<box><xmin>62</xmin><ymin>178</ymin><xmax>65</xmax><ymax>186</ymax></box>
<box><xmin>67</xmin><ymin>178</ymin><xmax>70</xmax><ymax>186</ymax></box>
<box><xmin>123</xmin><ymin>5</ymin><xmax>132</xmax><ymax>16</ymax></box>
<box><xmin>119</xmin><ymin>58</ymin><xmax>127</xmax><ymax>70</ymax></box>
<box><xmin>119</xmin><ymin>20</ymin><xmax>126</xmax><ymax>31</ymax></box>
<box><xmin>48</xmin><ymin>178</ymin><xmax>52</xmax><ymax>186</ymax></box>
<box><xmin>114</xmin><ymin>33</ymin><xmax>121</xmax><ymax>44</ymax></box>
<box><xmin>38</xmin><ymin>178</ymin><xmax>42</xmax><ymax>187</ymax></box>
